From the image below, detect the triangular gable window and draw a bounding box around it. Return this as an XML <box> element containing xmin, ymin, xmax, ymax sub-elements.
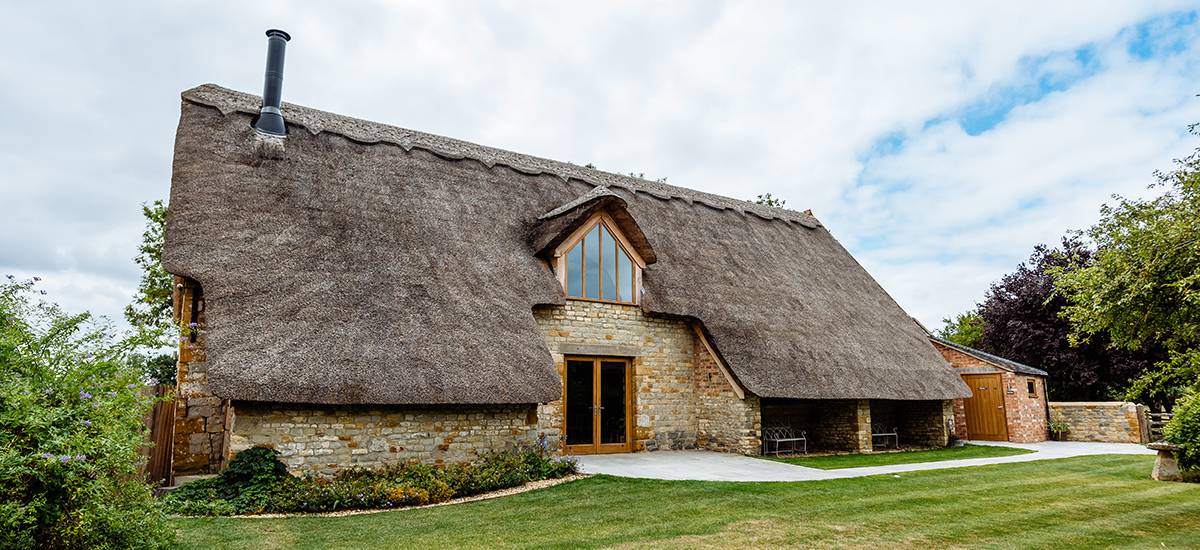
<box><xmin>555</xmin><ymin>213</ymin><xmax>644</xmax><ymax>305</ymax></box>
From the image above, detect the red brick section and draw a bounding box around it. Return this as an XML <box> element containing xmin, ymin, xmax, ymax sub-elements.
<box><xmin>931</xmin><ymin>341</ymin><xmax>1047</xmax><ymax>443</ymax></box>
<box><xmin>694</xmin><ymin>335</ymin><xmax>734</xmax><ymax>396</ymax></box>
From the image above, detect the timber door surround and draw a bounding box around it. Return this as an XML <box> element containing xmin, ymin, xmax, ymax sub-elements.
<box><xmin>962</xmin><ymin>373</ymin><xmax>1008</xmax><ymax>441</ymax></box>
<box><xmin>564</xmin><ymin>356</ymin><xmax>633</xmax><ymax>455</ymax></box>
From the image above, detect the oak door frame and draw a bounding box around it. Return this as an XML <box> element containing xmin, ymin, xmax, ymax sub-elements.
<box><xmin>562</xmin><ymin>355</ymin><xmax>634</xmax><ymax>455</ymax></box>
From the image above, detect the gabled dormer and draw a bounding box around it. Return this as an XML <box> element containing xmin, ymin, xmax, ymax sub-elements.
<box><xmin>531</xmin><ymin>186</ymin><xmax>656</xmax><ymax>305</ymax></box>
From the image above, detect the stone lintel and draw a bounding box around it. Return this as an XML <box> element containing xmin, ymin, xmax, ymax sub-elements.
<box><xmin>559</xmin><ymin>343</ymin><xmax>640</xmax><ymax>357</ymax></box>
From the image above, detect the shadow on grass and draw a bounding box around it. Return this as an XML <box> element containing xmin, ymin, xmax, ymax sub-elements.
<box><xmin>755</xmin><ymin>443</ymin><xmax>1033</xmax><ymax>469</ymax></box>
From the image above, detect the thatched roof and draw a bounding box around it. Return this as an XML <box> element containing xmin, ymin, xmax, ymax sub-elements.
<box><xmin>930</xmin><ymin>337</ymin><xmax>1049</xmax><ymax>377</ymax></box>
<box><xmin>163</xmin><ymin>84</ymin><xmax>970</xmax><ymax>404</ymax></box>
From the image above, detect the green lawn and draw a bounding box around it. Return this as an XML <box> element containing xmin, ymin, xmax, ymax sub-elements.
<box><xmin>757</xmin><ymin>443</ymin><xmax>1034</xmax><ymax>469</ymax></box>
<box><xmin>172</xmin><ymin>455</ymin><xmax>1200</xmax><ymax>549</ymax></box>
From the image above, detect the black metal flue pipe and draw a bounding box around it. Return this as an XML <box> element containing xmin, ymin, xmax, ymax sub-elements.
<box><xmin>253</xmin><ymin>29</ymin><xmax>291</xmax><ymax>137</ymax></box>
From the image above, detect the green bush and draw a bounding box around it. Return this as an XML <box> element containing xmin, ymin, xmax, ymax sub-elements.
<box><xmin>164</xmin><ymin>442</ymin><xmax>579</xmax><ymax>516</ymax></box>
<box><xmin>1164</xmin><ymin>391</ymin><xmax>1200</xmax><ymax>472</ymax></box>
<box><xmin>0</xmin><ymin>276</ymin><xmax>174</xmax><ymax>549</ymax></box>
<box><xmin>162</xmin><ymin>446</ymin><xmax>291</xmax><ymax>514</ymax></box>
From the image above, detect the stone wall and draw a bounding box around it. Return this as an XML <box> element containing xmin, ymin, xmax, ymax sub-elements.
<box><xmin>694</xmin><ymin>332</ymin><xmax>760</xmax><ymax>454</ymax></box>
<box><xmin>172</xmin><ymin>277</ymin><xmax>228</xmax><ymax>478</ymax></box>
<box><xmin>933</xmin><ymin>341</ymin><xmax>1048</xmax><ymax>443</ymax></box>
<box><xmin>895</xmin><ymin>400</ymin><xmax>953</xmax><ymax>447</ymax></box>
<box><xmin>764</xmin><ymin>399</ymin><xmax>950</xmax><ymax>452</ymax></box>
<box><xmin>229</xmin><ymin>402</ymin><xmax>540</xmax><ymax>474</ymax></box>
<box><xmin>1049</xmin><ymin>402</ymin><xmax>1143</xmax><ymax>443</ymax></box>
<box><xmin>534</xmin><ymin>300</ymin><xmax>699</xmax><ymax>452</ymax></box>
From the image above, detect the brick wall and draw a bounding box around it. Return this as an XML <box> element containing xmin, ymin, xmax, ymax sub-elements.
<box><xmin>228</xmin><ymin>402</ymin><xmax>539</xmax><ymax>474</ymax></box>
<box><xmin>1048</xmin><ymin>402</ymin><xmax>1143</xmax><ymax>443</ymax></box>
<box><xmin>933</xmin><ymin>341</ymin><xmax>1047</xmax><ymax>443</ymax></box>
<box><xmin>172</xmin><ymin>278</ymin><xmax>228</xmax><ymax>477</ymax></box>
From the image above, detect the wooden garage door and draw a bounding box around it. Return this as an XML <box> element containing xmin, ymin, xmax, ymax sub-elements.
<box><xmin>962</xmin><ymin>374</ymin><xmax>1008</xmax><ymax>441</ymax></box>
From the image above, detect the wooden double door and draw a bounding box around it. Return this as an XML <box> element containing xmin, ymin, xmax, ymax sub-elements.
<box><xmin>962</xmin><ymin>373</ymin><xmax>1008</xmax><ymax>441</ymax></box>
<box><xmin>564</xmin><ymin>356</ymin><xmax>633</xmax><ymax>455</ymax></box>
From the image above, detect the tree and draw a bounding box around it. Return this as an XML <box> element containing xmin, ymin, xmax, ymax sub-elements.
<box><xmin>0</xmin><ymin>276</ymin><xmax>174</xmax><ymax>548</ymax></box>
<box><xmin>124</xmin><ymin>201</ymin><xmax>173</xmax><ymax>350</ymax></box>
<box><xmin>937</xmin><ymin>310</ymin><xmax>984</xmax><ymax>349</ymax></box>
<box><xmin>980</xmin><ymin>238</ymin><xmax>1165</xmax><ymax>401</ymax></box>
<box><xmin>1052</xmin><ymin>138</ymin><xmax>1200</xmax><ymax>402</ymax></box>
<box><xmin>753</xmin><ymin>193</ymin><xmax>786</xmax><ymax>208</ymax></box>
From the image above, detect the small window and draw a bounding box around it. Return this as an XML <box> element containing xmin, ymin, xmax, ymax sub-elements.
<box><xmin>556</xmin><ymin>214</ymin><xmax>642</xmax><ymax>305</ymax></box>
<box><xmin>1027</xmin><ymin>378</ymin><xmax>1037</xmax><ymax>397</ymax></box>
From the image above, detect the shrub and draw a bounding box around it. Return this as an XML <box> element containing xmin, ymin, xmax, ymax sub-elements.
<box><xmin>162</xmin><ymin>440</ymin><xmax>579</xmax><ymax>516</ymax></box>
<box><xmin>0</xmin><ymin>276</ymin><xmax>174</xmax><ymax>549</ymax></box>
<box><xmin>162</xmin><ymin>446</ymin><xmax>291</xmax><ymax>515</ymax></box>
<box><xmin>1164</xmin><ymin>391</ymin><xmax>1200</xmax><ymax>472</ymax></box>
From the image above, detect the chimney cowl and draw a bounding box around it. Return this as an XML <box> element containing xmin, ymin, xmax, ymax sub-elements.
<box><xmin>253</xmin><ymin>29</ymin><xmax>291</xmax><ymax>137</ymax></box>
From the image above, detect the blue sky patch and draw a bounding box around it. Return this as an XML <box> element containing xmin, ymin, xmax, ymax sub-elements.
<box><xmin>1127</xmin><ymin>11</ymin><xmax>1196</xmax><ymax>60</ymax></box>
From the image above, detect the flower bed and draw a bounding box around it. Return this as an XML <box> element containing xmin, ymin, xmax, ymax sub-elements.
<box><xmin>162</xmin><ymin>437</ymin><xmax>579</xmax><ymax>516</ymax></box>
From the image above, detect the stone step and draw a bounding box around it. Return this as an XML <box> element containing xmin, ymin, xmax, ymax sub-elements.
<box><xmin>156</xmin><ymin>474</ymin><xmax>219</xmax><ymax>497</ymax></box>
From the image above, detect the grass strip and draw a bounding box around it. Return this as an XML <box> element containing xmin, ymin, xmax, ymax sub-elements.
<box><xmin>755</xmin><ymin>443</ymin><xmax>1033</xmax><ymax>469</ymax></box>
<box><xmin>172</xmin><ymin>455</ymin><xmax>1199</xmax><ymax>550</ymax></box>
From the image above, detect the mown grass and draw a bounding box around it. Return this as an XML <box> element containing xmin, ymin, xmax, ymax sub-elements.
<box><xmin>172</xmin><ymin>455</ymin><xmax>1200</xmax><ymax>549</ymax></box>
<box><xmin>757</xmin><ymin>443</ymin><xmax>1033</xmax><ymax>469</ymax></box>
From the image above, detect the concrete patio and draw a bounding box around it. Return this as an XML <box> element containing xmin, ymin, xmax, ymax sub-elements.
<box><xmin>576</xmin><ymin>440</ymin><xmax>1157</xmax><ymax>482</ymax></box>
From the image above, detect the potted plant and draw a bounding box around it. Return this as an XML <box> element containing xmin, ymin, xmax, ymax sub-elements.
<box><xmin>1049</xmin><ymin>421</ymin><xmax>1071</xmax><ymax>441</ymax></box>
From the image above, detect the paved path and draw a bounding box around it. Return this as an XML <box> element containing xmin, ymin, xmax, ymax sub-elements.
<box><xmin>576</xmin><ymin>441</ymin><xmax>1156</xmax><ymax>482</ymax></box>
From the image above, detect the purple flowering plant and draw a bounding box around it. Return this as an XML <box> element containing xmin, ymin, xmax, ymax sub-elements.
<box><xmin>1</xmin><ymin>276</ymin><xmax>174</xmax><ymax>548</ymax></box>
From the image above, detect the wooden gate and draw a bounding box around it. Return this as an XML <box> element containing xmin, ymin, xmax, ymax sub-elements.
<box><xmin>138</xmin><ymin>385</ymin><xmax>175</xmax><ymax>486</ymax></box>
<box><xmin>961</xmin><ymin>374</ymin><xmax>1008</xmax><ymax>441</ymax></box>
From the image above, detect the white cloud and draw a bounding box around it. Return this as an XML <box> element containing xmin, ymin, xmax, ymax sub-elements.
<box><xmin>2</xmin><ymin>0</ymin><xmax>1200</xmax><ymax>334</ymax></box>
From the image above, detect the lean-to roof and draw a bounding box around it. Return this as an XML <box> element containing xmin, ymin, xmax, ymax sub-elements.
<box><xmin>163</xmin><ymin>84</ymin><xmax>970</xmax><ymax>404</ymax></box>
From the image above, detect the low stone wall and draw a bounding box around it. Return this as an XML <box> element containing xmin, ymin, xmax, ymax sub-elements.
<box><xmin>1048</xmin><ymin>402</ymin><xmax>1142</xmax><ymax>443</ymax></box>
<box><xmin>229</xmin><ymin>402</ymin><xmax>540</xmax><ymax>475</ymax></box>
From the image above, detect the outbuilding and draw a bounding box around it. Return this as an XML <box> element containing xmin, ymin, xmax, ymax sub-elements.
<box><xmin>929</xmin><ymin>337</ymin><xmax>1049</xmax><ymax>443</ymax></box>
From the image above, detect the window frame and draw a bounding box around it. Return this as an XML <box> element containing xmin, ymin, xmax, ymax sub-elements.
<box><xmin>552</xmin><ymin>211</ymin><xmax>646</xmax><ymax>305</ymax></box>
<box><xmin>1026</xmin><ymin>377</ymin><xmax>1037</xmax><ymax>398</ymax></box>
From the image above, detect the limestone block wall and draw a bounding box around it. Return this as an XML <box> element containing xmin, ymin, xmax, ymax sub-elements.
<box><xmin>895</xmin><ymin>400</ymin><xmax>953</xmax><ymax>447</ymax></box>
<box><xmin>172</xmin><ymin>278</ymin><xmax>228</xmax><ymax>477</ymax></box>
<box><xmin>534</xmin><ymin>301</ymin><xmax>701</xmax><ymax>452</ymax></box>
<box><xmin>229</xmin><ymin>402</ymin><xmax>539</xmax><ymax>474</ymax></box>
<box><xmin>808</xmin><ymin>400</ymin><xmax>871</xmax><ymax>451</ymax></box>
<box><xmin>694</xmin><ymin>333</ymin><xmax>760</xmax><ymax>454</ymax></box>
<box><xmin>1048</xmin><ymin>402</ymin><xmax>1143</xmax><ymax>443</ymax></box>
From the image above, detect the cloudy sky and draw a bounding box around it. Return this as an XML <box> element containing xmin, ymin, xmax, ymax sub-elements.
<box><xmin>3</xmin><ymin>1</ymin><xmax>1200</xmax><ymax>335</ymax></box>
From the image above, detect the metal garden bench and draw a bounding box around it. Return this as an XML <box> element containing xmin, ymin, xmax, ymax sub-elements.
<box><xmin>763</xmin><ymin>423</ymin><xmax>807</xmax><ymax>456</ymax></box>
<box><xmin>871</xmin><ymin>424</ymin><xmax>898</xmax><ymax>449</ymax></box>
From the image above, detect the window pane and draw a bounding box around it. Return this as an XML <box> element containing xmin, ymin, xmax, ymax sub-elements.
<box><xmin>566</xmin><ymin>241</ymin><xmax>582</xmax><ymax>297</ymax></box>
<box><xmin>618</xmin><ymin>245</ymin><xmax>633</xmax><ymax>303</ymax></box>
<box><xmin>566</xmin><ymin>360</ymin><xmax>594</xmax><ymax>446</ymax></box>
<box><xmin>601</xmin><ymin>225</ymin><xmax>617</xmax><ymax>301</ymax></box>
<box><xmin>585</xmin><ymin>226</ymin><xmax>600</xmax><ymax>299</ymax></box>
<box><xmin>600</xmin><ymin>361</ymin><xmax>626</xmax><ymax>444</ymax></box>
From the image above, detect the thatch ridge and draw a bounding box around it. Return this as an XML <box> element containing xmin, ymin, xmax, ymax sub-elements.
<box><xmin>165</xmin><ymin>84</ymin><xmax>970</xmax><ymax>404</ymax></box>
<box><xmin>182</xmin><ymin>85</ymin><xmax>820</xmax><ymax>230</ymax></box>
